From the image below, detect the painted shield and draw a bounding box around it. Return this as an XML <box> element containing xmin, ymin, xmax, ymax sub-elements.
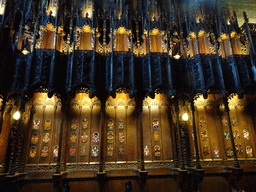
<box><xmin>118</xmin><ymin>119</ymin><xmax>124</xmax><ymax>129</ymax></box>
<box><xmin>235</xmin><ymin>143</ymin><xmax>243</xmax><ymax>154</ymax></box>
<box><xmin>31</xmin><ymin>132</ymin><xmax>39</xmax><ymax>144</ymax></box>
<box><xmin>246</xmin><ymin>146</ymin><xmax>253</xmax><ymax>157</ymax></box>
<box><xmin>43</xmin><ymin>133</ymin><xmax>50</xmax><ymax>144</ymax></box>
<box><xmin>80</xmin><ymin>145</ymin><xmax>87</xmax><ymax>157</ymax></box>
<box><xmin>118</xmin><ymin>146</ymin><xmax>125</xmax><ymax>155</ymax></box>
<box><xmin>231</xmin><ymin>117</ymin><xmax>238</xmax><ymax>126</ymax></box>
<box><xmin>92</xmin><ymin>132</ymin><xmax>100</xmax><ymax>144</ymax></box>
<box><xmin>82</xmin><ymin>119</ymin><xmax>89</xmax><ymax>129</ymax></box>
<box><xmin>233</xmin><ymin>130</ymin><xmax>240</xmax><ymax>139</ymax></box>
<box><xmin>33</xmin><ymin>118</ymin><xmax>40</xmax><ymax>130</ymax></box>
<box><xmin>118</xmin><ymin>132</ymin><xmax>125</xmax><ymax>143</ymax></box>
<box><xmin>69</xmin><ymin>146</ymin><xmax>77</xmax><ymax>157</ymax></box>
<box><xmin>70</xmin><ymin>131</ymin><xmax>77</xmax><ymax>143</ymax></box>
<box><xmin>71</xmin><ymin>119</ymin><xmax>78</xmax><ymax>130</ymax></box>
<box><xmin>107</xmin><ymin>131</ymin><xmax>114</xmax><ymax>143</ymax></box>
<box><xmin>224</xmin><ymin>130</ymin><xmax>230</xmax><ymax>140</ymax></box>
<box><xmin>81</xmin><ymin>132</ymin><xmax>88</xmax><ymax>143</ymax></box>
<box><xmin>199</xmin><ymin>116</ymin><xmax>206</xmax><ymax>127</ymax></box>
<box><xmin>29</xmin><ymin>146</ymin><xmax>37</xmax><ymax>158</ymax></box>
<box><xmin>203</xmin><ymin>145</ymin><xmax>210</xmax><ymax>156</ymax></box>
<box><xmin>44</xmin><ymin>119</ymin><xmax>52</xmax><ymax>130</ymax></box>
<box><xmin>107</xmin><ymin>145</ymin><xmax>113</xmax><ymax>157</ymax></box>
<box><xmin>53</xmin><ymin>145</ymin><xmax>58</xmax><ymax>157</ymax></box>
<box><xmin>191</xmin><ymin>131</ymin><xmax>195</xmax><ymax>141</ymax></box>
<box><xmin>143</xmin><ymin>145</ymin><xmax>150</xmax><ymax>157</ymax></box>
<box><xmin>154</xmin><ymin>145</ymin><xmax>161</xmax><ymax>157</ymax></box>
<box><xmin>222</xmin><ymin>117</ymin><xmax>228</xmax><ymax>126</ymax></box>
<box><xmin>201</xmin><ymin>131</ymin><xmax>208</xmax><ymax>141</ymax></box>
<box><xmin>213</xmin><ymin>147</ymin><xmax>220</xmax><ymax>158</ymax></box>
<box><xmin>41</xmin><ymin>146</ymin><xmax>49</xmax><ymax>157</ymax></box>
<box><xmin>107</xmin><ymin>119</ymin><xmax>114</xmax><ymax>130</ymax></box>
<box><xmin>227</xmin><ymin>147</ymin><xmax>234</xmax><ymax>157</ymax></box>
<box><xmin>152</xmin><ymin>119</ymin><xmax>159</xmax><ymax>129</ymax></box>
<box><xmin>243</xmin><ymin>129</ymin><xmax>249</xmax><ymax>140</ymax></box>
<box><xmin>153</xmin><ymin>131</ymin><xmax>160</xmax><ymax>142</ymax></box>
<box><xmin>91</xmin><ymin>145</ymin><xmax>99</xmax><ymax>157</ymax></box>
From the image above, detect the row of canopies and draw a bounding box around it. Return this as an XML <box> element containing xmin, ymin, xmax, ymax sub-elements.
<box><xmin>0</xmin><ymin>0</ymin><xmax>255</xmax><ymax>103</ymax></box>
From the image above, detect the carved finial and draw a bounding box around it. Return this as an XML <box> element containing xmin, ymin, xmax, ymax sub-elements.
<box><xmin>243</xmin><ymin>11</ymin><xmax>249</xmax><ymax>23</ymax></box>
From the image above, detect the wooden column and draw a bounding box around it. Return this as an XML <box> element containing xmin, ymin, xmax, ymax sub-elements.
<box><xmin>137</xmin><ymin>97</ymin><xmax>145</xmax><ymax>171</ymax></box>
<box><xmin>175</xmin><ymin>98</ymin><xmax>184</xmax><ymax>169</ymax></box>
<box><xmin>191</xmin><ymin>99</ymin><xmax>202</xmax><ymax>169</ymax></box>
<box><xmin>0</xmin><ymin>97</ymin><xmax>6</xmax><ymax>133</ymax></box>
<box><xmin>99</xmin><ymin>97</ymin><xmax>106</xmax><ymax>173</ymax></box>
<box><xmin>55</xmin><ymin>99</ymin><xmax>65</xmax><ymax>174</ymax></box>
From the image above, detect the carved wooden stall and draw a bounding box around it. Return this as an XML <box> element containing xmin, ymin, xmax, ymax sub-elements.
<box><xmin>0</xmin><ymin>0</ymin><xmax>256</xmax><ymax>192</ymax></box>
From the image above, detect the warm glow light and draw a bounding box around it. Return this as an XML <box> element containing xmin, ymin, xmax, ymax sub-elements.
<box><xmin>182</xmin><ymin>113</ymin><xmax>189</xmax><ymax>121</ymax></box>
<box><xmin>22</xmin><ymin>48</ymin><xmax>29</xmax><ymax>55</ymax></box>
<box><xmin>51</xmin><ymin>10</ymin><xmax>56</xmax><ymax>17</ymax></box>
<box><xmin>0</xmin><ymin>7</ymin><xmax>4</xmax><ymax>15</ymax></box>
<box><xmin>174</xmin><ymin>54</ymin><xmax>181</xmax><ymax>60</ymax></box>
<box><xmin>13</xmin><ymin>111</ymin><xmax>21</xmax><ymax>120</ymax></box>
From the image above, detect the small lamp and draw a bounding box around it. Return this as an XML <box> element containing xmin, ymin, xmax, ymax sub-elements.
<box><xmin>173</xmin><ymin>54</ymin><xmax>181</xmax><ymax>60</ymax></box>
<box><xmin>182</xmin><ymin>113</ymin><xmax>189</xmax><ymax>122</ymax></box>
<box><xmin>22</xmin><ymin>48</ymin><xmax>29</xmax><ymax>55</ymax></box>
<box><xmin>13</xmin><ymin>111</ymin><xmax>21</xmax><ymax>120</ymax></box>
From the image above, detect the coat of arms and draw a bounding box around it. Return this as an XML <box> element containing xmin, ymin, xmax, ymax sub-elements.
<box><xmin>201</xmin><ymin>131</ymin><xmax>208</xmax><ymax>141</ymax></box>
<box><xmin>33</xmin><ymin>118</ymin><xmax>40</xmax><ymax>130</ymax></box>
<box><xmin>243</xmin><ymin>129</ymin><xmax>249</xmax><ymax>140</ymax></box>
<box><xmin>235</xmin><ymin>143</ymin><xmax>243</xmax><ymax>154</ymax></box>
<box><xmin>80</xmin><ymin>145</ymin><xmax>87</xmax><ymax>157</ymax></box>
<box><xmin>199</xmin><ymin>116</ymin><xmax>206</xmax><ymax>127</ymax></box>
<box><xmin>152</xmin><ymin>120</ymin><xmax>159</xmax><ymax>129</ymax></box>
<box><xmin>41</xmin><ymin>146</ymin><xmax>49</xmax><ymax>157</ymax></box>
<box><xmin>92</xmin><ymin>132</ymin><xmax>100</xmax><ymax>143</ymax></box>
<box><xmin>107</xmin><ymin>131</ymin><xmax>114</xmax><ymax>143</ymax></box>
<box><xmin>70</xmin><ymin>131</ymin><xmax>77</xmax><ymax>143</ymax></box>
<box><xmin>231</xmin><ymin>117</ymin><xmax>238</xmax><ymax>126</ymax></box>
<box><xmin>246</xmin><ymin>146</ymin><xmax>253</xmax><ymax>157</ymax></box>
<box><xmin>233</xmin><ymin>130</ymin><xmax>240</xmax><ymax>139</ymax></box>
<box><xmin>82</xmin><ymin>119</ymin><xmax>89</xmax><ymax>129</ymax></box>
<box><xmin>153</xmin><ymin>131</ymin><xmax>160</xmax><ymax>142</ymax></box>
<box><xmin>118</xmin><ymin>146</ymin><xmax>125</xmax><ymax>155</ymax></box>
<box><xmin>143</xmin><ymin>145</ymin><xmax>150</xmax><ymax>157</ymax></box>
<box><xmin>154</xmin><ymin>145</ymin><xmax>160</xmax><ymax>157</ymax></box>
<box><xmin>44</xmin><ymin>119</ymin><xmax>52</xmax><ymax>130</ymax></box>
<box><xmin>118</xmin><ymin>132</ymin><xmax>125</xmax><ymax>143</ymax></box>
<box><xmin>69</xmin><ymin>146</ymin><xmax>77</xmax><ymax>157</ymax></box>
<box><xmin>203</xmin><ymin>145</ymin><xmax>210</xmax><ymax>156</ymax></box>
<box><xmin>29</xmin><ymin>146</ymin><xmax>37</xmax><ymax>158</ymax></box>
<box><xmin>53</xmin><ymin>145</ymin><xmax>58</xmax><ymax>157</ymax></box>
<box><xmin>81</xmin><ymin>132</ymin><xmax>88</xmax><ymax>143</ymax></box>
<box><xmin>213</xmin><ymin>147</ymin><xmax>220</xmax><ymax>158</ymax></box>
<box><xmin>92</xmin><ymin>145</ymin><xmax>99</xmax><ymax>157</ymax></box>
<box><xmin>107</xmin><ymin>119</ymin><xmax>114</xmax><ymax>130</ymax></box>
<box><xmin>107</xmin><ymin>145</ymin><xmax>113</xmax><ymax>157</ymax></box>
<box><xmin>43</xmin><ymin>133</ymin><xmax>50</xmax><ymax>143</ymax></box>
<box><xmin>118</xmin><ymin>119</ymin><xmax>124</xmax><ymax>129</ymax></box>
<box><xmin>224</xmin><ymin>130</ymin><xmax>230</xmax><ymax>140</ymax></box>
<box><xmin>31</xmin><ymin>133</ymin><xmax>39</xmax><ymax>144</ymax></box>
<box><xmin>227</xmin><ymin>147</ymin><xmax>234</xmax><ymax>157</ymax></box>
<box><xmin>71</xmin><ymin>119</ymin><xmax>78</xmax><ymax>130</ymax></box>
<box><xmin>222</xmin><ymin>117</ymin><xmax>228</xmax><ymax>126</ymax></box>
